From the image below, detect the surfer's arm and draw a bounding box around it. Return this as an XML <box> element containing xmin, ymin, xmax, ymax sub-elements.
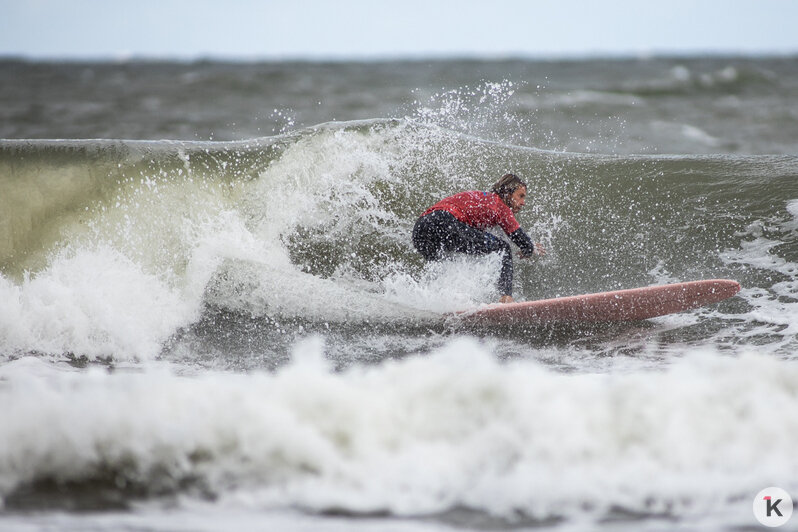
<box><xmin>509</xmin><ymin>228</ymin><xmax>545</xmax><ymax>258</ymax></box>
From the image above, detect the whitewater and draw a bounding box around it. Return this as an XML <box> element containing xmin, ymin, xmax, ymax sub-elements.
<box><xmin>1</xmin><ymin>56</ymin><xmax>798</xmax><ymax>531</ymax></box>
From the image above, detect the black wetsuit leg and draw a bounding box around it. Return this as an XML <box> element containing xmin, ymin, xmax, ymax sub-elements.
<box><xmin>412</xmin><ymin>210</ymin><xmax>513</xmax><ymax>295</ymax></box>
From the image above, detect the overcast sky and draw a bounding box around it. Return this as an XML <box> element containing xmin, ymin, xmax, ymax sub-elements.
<box><xmin>1</xmin><ymin>0</ymin><xmax>797</xmax><ymax>60</ymax></box>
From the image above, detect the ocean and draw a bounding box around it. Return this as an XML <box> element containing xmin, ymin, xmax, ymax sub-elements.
<box><xmin>1</xmin><ymin>56</ymin><xmax>798</xmax><ymax>531</ymax></box>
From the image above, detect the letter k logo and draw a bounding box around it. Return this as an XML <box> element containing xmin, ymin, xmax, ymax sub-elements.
<box><xmin>754</xmin><ymin>488</ymin><xmax>793</xmax><ymax>527</ymax></box>
<box><xmin>765</xmin><ymin>496</ymin><xmax>783</xmax><ymax>517</ymax></box>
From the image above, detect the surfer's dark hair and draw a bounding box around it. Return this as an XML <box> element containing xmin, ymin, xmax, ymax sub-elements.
<box><xmin>491</xmin><ymin>173</ymin><xmax>526</xmax><ymax>204</ymax></box>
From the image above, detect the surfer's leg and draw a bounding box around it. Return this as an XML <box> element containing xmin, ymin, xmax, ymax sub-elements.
<box><xmin>457</xmin><ymin>229</ymin><xmax>512</xmax><ymax>295</ymax></box>
<box><xmin>437</xmin><ymin>215</ymin><xmax>513</xmax><ymax>296</ymax></box>
<box><xmin>412</xmin><ymin>211</ymin><xmax>449</xmax><ymax>260</ymax></box>
<box><xmin>465</xmin><ymin>234</ymin><xmax>513</xmax><ymax>296</ymax></box>
<box><xmin>412</xmin><ymin>210</ymin><xmax>513</xmax><ymax>295</ymax></box>
<box><xmin>495</xmin><ymin>249</ymin><xmax>514</xmax><ymax>296</ymax></box>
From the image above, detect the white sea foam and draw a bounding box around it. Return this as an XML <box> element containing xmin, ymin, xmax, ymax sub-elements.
<box><xmin>382</xmin><ymin>254</ymin><xmax>503</xmax><ymax>313</ymax></box>
<box><xmin>721</xmin><ymin>236</ymin><xmax>798</xmax><ymax>341</ymax></box>
<box><xmin>1</xmin><ymin>339</ymin><xmax>797</xmax><ymax>525</ymax></box>
<box><xmin>650</xmin><ymin>121</ymin><xmax>721</xmax><ymax>147</ymax></box>
<box><xmin>0</xmin><ymin>506</ymin><xmax>448</xmax><ymax>532</ymax></box>
<box><xmin>0</xmin><ymin>247</ymin><xmax>196</xmax><ymax>361</ymax></box>
<box><xmin>550</xmin><ymin>90</ymin><xmax>643</xmax><ymax>108</ymax></box>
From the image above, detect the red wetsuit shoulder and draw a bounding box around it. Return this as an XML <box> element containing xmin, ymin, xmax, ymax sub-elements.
<box><xmin>421</xmin><ymin>190</ymin><xmax>520</xmax><ymax>234</ymax></box>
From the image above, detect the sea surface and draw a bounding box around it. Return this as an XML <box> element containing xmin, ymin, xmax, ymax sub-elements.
<box><xmin>2</xmin><ymin>56</ymin><xmax>798</xmax><ymax>531</ymax></box>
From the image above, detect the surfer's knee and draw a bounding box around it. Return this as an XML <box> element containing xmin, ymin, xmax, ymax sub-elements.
<box><xmin>483</xmin><ymin>233</ymin><xmax>510</xmax><ymax>255</ymax></box>
<box><xmin>412</xmin><ymin>217</ymin><xmax>440</xmax><ymax>260</ymax></box>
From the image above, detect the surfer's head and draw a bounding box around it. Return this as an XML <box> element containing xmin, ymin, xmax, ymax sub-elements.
<box><xmin>492</xmin><ymin>173</ymin><xmax>527</xmax><ymax>214</ymax></box>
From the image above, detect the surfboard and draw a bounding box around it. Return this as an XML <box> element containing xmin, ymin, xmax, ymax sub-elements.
<box><xmin>458</xmin><ymin>279</ymin><xmax>741</xmax><ymax>324</ymax></box>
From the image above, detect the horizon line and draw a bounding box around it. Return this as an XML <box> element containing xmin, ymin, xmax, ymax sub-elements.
<box><xmin>2</xmin><ymin>48</ymin><xmax>798</xmax><ymax>64</ymax></box>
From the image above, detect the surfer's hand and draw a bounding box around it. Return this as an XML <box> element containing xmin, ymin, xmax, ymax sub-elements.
<box><xmin>518</xmin><ymin>243</ymin><xmax>546</xmax><ymax>259</ymax></box>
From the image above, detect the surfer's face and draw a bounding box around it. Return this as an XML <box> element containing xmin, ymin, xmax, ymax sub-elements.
<box><xmin>508</xmin><ymin>186</ymin><xmax>527</xmax><ymax>214</ymax></box>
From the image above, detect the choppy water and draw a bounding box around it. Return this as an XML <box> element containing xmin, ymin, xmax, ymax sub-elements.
<box><xmin>2</xmin><ymin>56</ymin><xmax>798</xmax><ymax>531</ymax></box>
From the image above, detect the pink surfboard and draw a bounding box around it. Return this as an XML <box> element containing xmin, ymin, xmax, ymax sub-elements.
<box><xmin>459</xmin><ymin>279</ymin><xmax>741</xmax><ymax>324</ymax></box>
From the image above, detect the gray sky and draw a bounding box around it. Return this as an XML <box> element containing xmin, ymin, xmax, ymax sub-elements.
<box><xmin>2</xmin><ymin>0</ymin><xmax>797</xmax><ymax>60</ymax></box>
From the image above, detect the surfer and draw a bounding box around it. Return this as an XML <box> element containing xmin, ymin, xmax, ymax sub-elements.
<box><xmin>412</xmin><ymin>173</ymin><xmax>546</xmax><ymax>304</ymax></box>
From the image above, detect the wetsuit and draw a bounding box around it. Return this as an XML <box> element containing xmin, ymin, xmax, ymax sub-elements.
<box><xmin>412</xmin><ymin>191</ymin><xmax>538</xmax><ymax>296</ymax></box>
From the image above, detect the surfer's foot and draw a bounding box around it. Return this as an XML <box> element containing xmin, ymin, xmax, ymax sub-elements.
<box><xmin>499</xmin><ymin>295</ymin><xmax>514</xmax><ymax>304</ymax></box>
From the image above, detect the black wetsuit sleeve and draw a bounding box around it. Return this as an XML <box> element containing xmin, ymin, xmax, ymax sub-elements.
<box><xmin>509</xmin><ymin>228</ymin><xmax>537</xmax><ymax>256</ymax></box>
